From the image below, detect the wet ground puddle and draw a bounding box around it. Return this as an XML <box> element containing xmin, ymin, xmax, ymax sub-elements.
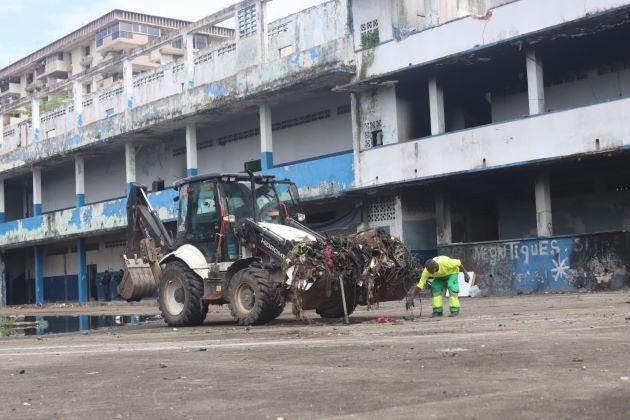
<box><xmin>0</xmin><ymin>314</ymin><xmax>161</xmax><ymax>336</ymax></box>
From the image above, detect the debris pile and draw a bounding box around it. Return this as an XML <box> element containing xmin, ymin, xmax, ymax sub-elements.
<box><xmin>285</xmin><ymin>239</ymin><xmax>360</xmax><ymax>318</ymax></box>
<box><xmin>351</xmin><ymin>230</ymin><xmax>420</xmax><ymax>307</ymax></box>
<box><xmin>284</xmin><ymin>229</ymin><xmax>420</xmax><ymax>317</ymax></box>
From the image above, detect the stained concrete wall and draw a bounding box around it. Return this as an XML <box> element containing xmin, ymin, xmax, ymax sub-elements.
<box><xmin>42</xmin><ymin>164</ymin><xmax>75</xmax><ymax>213</ymax></box>
<box><xmin>357</xmin><ymin>96</ymin><xmax>630</xmax><ymax>187</ymax></box>
<box><xmin>84</xmin><ymin>151</ymin><xmax>126</xmax><ymax>204</ymax></box>
<box><xmin>553</xmin><ymin>190</ymin><xmax>630</xmax><ymax>236</ymax></box>
<box><xmin>272</xmin><ymin>94</ymin><xmax>352</xmax><ymax>165</ymax></box>
<box><xmin>136</xmin><ymin>139</ymin><xmax>186</xmax><ymax>190</ymax></box>
<box><xmin>357</xmin><ymin>86</ymin><xmax>399</xmax><ymax>149</ymax></box>
<box><xmin>0</xmin><ymin>189</ymin><xmax>177</xmax><ymax>248</ymax></box>
<box><xmin>356</xmin><ymin>0</ymin><xmax>630</xmax><ymax>78</ymax></box>
<box><xmin>401</xmin><ymin>192</ymin><xmax>437</xmax><ymax>263</ymax></box>
<box><xmin>492</xmin><ymin>66</ymin><xmax>630</xmax><ymax>123</ymax></box>
<box><xmin>441</xmin><ymin>231</ymin><xmax>630</xmax><ymax>295</ymax></box>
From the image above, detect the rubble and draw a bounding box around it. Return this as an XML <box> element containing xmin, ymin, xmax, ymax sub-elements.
<box><xmin>284</xmin><ymin>229</ymin><xmax>420</xmax><ymax>318</ymax></box>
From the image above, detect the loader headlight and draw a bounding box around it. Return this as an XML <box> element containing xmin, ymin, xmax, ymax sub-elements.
<box><xmin>223</xmin><ymin>214</ymin><xmax>236</xmax><ymax>223</ymax></box>
<box><xmin>296</xmin><ymin>213</ymin><xmax>306</xmax><ymax>222</ymax></box>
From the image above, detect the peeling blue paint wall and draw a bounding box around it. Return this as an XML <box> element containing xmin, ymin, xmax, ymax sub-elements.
<box><xmin>0</xmin><ymin>189</ymin><xmax>178</xmax><ymax>247</ymax></box>
<box><xmin>441</xmin><ymin>232</ymin><xmax>630</xmax><ymax>295</ymax></box>
<box><xmin>263</xmin><ymin>150</ymin><xmax>354</xmax><ymax>199</ymax></box>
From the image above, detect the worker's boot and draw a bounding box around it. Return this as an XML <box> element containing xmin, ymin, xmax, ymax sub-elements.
<box><xmin>448</xmin><ymin>311</ymin><xmax>459</xmax><ymax>317</ymax></box>
<box><xmin>431</xmin><ymin>311</ymin><xmax>443</xmax><ymax>318</ymax></box>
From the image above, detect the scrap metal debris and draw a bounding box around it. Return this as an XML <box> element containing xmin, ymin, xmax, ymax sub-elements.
<box><xmin>285</xmin><ymin>229</ymin><xmax>420</xmax><ymax>319</ymax></box>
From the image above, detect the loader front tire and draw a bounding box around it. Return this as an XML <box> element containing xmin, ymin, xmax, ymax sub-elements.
<box><xmin>228</xmin><ymin>266</ymin><xmax>284</xmax><ymax>326</ymax></box>
<box><xmin>159</xmin><ymin>261</ymin><xmax>205</xmax><ymax>327</ymax></box>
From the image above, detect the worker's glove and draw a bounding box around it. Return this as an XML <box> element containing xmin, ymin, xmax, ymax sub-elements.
<box><xmin>464</xmin><ymin>272</ymin><xmax>471</xmax><ymax>283</ymax></box>
<box><xmin>405</xmin><ymin>293</ymin><xmax>415</xmax><ymax>310</ymax></box>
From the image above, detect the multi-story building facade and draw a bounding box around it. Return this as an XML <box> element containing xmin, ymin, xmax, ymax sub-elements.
<box><xmin>0</xmin><ymin>0</ymin><xmax>629</xmax><ymax>305</ymax></box>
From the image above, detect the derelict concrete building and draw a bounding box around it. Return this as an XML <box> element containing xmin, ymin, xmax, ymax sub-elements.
<box><xmin>1</xmin><ymin>0</ymin><xmax>629</xmax><ymax>304</ymax></box>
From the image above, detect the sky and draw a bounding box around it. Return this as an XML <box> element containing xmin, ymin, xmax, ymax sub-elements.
<box><xmin>0</xmin><ymin>0</ymin><xmax>326</xmax><ymax>68</ymax></box>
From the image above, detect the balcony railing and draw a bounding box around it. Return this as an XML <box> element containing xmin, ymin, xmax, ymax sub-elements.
<box><xmin>0</xmin><ymin>189</ymin><xmax>177</xmax><ymax>247</ymax></box>
<box><xmin>0</xmin><ymin>0</ymin><xmax>352</xmax><ymax>165</ymax></box>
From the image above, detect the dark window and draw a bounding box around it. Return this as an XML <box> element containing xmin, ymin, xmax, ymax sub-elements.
<box><xmin>152</xmin><ymin>179</ymin><xmax>165</xmax><ymax>192</ymax></box>
<box><xmin>84</xmin><ymin>46</ymin><xmax>91</xmax><ymax>56</ymax></box>
<box><xmin>371</xmin><ymin>129</ymin><xmax>383</xmax><ymax>147</ymax></box>
<box><xmin>187</xmin><ymin>182</ymin><xmax>219</xmax><ymax>261</ymax></box>
<box><xmin>57</xmin><ymin>52</ymin><xmax>64</xmax><ymax>61</ymax></box>
<box><xmin>193</xmin><ymin>34</ymin><xmax>208</xmax><ymax>50</ymax></box>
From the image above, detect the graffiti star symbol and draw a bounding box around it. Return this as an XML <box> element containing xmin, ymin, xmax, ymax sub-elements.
<box><xmin>551</xmin><ymin>257</ymin><xmax>570</xmax><ymax>281</ymax></box>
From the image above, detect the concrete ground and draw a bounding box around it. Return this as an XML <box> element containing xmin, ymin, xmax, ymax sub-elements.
<box><xmin>0</xmin><ymin>292</ymin><xmax>629</xmax><ymax>420</ymax></box>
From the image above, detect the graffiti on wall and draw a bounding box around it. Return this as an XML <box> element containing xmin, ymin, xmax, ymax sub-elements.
<box><xmin>441</xmin><ymin>232</ymin><xmax>630</xmax><ymax>295</ymax></box>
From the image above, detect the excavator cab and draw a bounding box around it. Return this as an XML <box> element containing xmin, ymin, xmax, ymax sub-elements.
<box><xmin>120</xmin><ymin>173</ymin><xmax>313</xmax><ymax>327</ymax></box>
<box><xmin>174</xmin><ymin>174</ymin><xmax>285</xmax><ymax>262</ymax></box>
<box><xmin>272</xmin><ymin>180</ymin><xmax>305</xmax><ymax>222</ymax></box>
<box><xmin>120</xmin><ymin>172</ymin><xmax>418</xmax><ymax>328</ymax></box>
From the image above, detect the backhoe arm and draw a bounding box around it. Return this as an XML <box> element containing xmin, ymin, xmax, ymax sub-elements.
<box><xmin>118</xmin><ymin>183</ymin><xmax>173</xmax><ymax>301</ymax></box>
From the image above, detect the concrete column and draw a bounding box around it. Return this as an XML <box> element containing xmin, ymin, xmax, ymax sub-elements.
<box><xmin>75</xmin><ymin>157</ymin><xmax>85</xmax><ymax>207</ymax></box>
<box><xmin>350</xmin><ymin>92</ymin><xmax>361</xmax><ymax>187</ymax></box>
<box><xmin>73</xmin><ymin>80</ymin><xmax>83</xmax><ymax>127</ymax></box>
<box><xmin>435</xmin><ymin>192</ymin><xmax>452</xmax><ymax>246</ymax></box>
<box><xmin>0</xmin><ymin>177</ymin><xmax>5</xmax><ymax>223</ymax></box>
<box><xmin>424</xmin><ymin>0</ymin><xmax>439</xmax><ymax>28</ymax></box>
<box><xmin>32</xmin><ymin>98</ymin><xmax>40</xmax><ymax>143</ymax></box>
<box><xmin>526</xmin><ymin>48</ymin><xmax>545</xmax><ymax>115</ymax></box>
<box><xmin>75</xmin><ymin>157</ymin><xmax>87</xmax><ymax>303</ymax></box>
<box><xmin>32</xmin><ymin>167</ymin><xmax>42</xmax><ymax>216</ymax></box>
<box><xmin>184</xmin><ymin>33</ymin><xmax>195</xmax><ymax>89</ymax></box>
<box><xmin>34</xmin><ymin>245</ymin><xmax>44</xmax><ymax>304</ymax></box>
<box><xmin>257</xmin><ymin>0</ymin><xmax>268</xmax><ymax>62</ymax></box>
<box><xmin>535</xmin><ymin>174</ymin><xmax>553</xmax><ymax>237</ymax></box>
<box><xmin>186</xmin><ymin>124</ymin><xmax>198</xmax><ymax>177</ymax></box>
<box><xmin>0</xmin><ymin>251</ymin><xmax>6</xmax><ymax>306</ymax></box>
<box><xmin>122</xmin><ymin>59</ymin><xmax>133</xmax><ymax>109</ymax></box>
<box><xmin>125</xmin><ymin>143</ymin><xmax>136</xmax><ymax>193</ymax></box>
<box><xmin>428</xmin><ymin>77</ymin><xmax>445</xmax><ymax>135</ymax></box>
<box><xmin>259</xmin><ymin>104</ymin><xmax>273</xmax><ymax>170</ymax></box>
<box><xmin>77</xmin><ymin>238</ymin><xmax>87</xmax><ymax>304</ymax></box>
<box><xmin>393</xmin><ymin>195</ymin><xmax>404</xmax><ymax>241</ymax></box>
<box><xmin>32</xmin><ymin>168</ymin><xmax>44</xmax><ymax>304</ymax></box>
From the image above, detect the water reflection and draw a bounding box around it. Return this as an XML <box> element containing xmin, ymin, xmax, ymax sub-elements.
<box><xmin>0</xmin><ymin>314</ymin><xmax>161</xmax><ymax>336</ymax></box>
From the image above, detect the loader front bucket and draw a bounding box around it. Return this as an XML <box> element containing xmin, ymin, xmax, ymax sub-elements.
<box><xmin>118</xmin><ymin>256</ymin><xmax>160</xmax><ymax>301</ymax></box>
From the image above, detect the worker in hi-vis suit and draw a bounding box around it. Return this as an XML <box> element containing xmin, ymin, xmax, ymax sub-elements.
<box><xmin>406</xmin><ymin>256</ymin><xmax>470</xmax><ymax>317</ymax></box>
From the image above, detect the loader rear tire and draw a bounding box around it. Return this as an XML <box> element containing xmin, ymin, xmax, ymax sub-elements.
<box><xmin>228</xmin><ymin>266</ymin><xmax>284</xmax><ymax>326</ymax></box>
<box><xmin>159</xmin><ymin>261</ymin><xmax>205</xmax><ymax>327</ymax></box>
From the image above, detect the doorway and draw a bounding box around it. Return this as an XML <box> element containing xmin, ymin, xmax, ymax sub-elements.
<box><xmin>87</xmin><ymin>264</ymin><xmax>98</xmax><ymax>301</ymax></box>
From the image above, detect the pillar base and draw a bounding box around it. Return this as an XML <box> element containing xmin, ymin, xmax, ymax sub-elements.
<box><xmin>261</xmin><ymin>152</ymin><xmax>273</xmax><ymax>171</ymax></box>
<box><xmin>34</xmin><ymin>246</ymin><xmax>44</xmax><ymax>305</ymax></box>
<box><xmin>77</xmin><ymin>239</ymin><xmax>88</xmax><ymax>304</ymax></box>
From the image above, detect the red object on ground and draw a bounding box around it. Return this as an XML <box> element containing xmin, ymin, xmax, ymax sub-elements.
<box><xmin>374</xmin><ymin>316</ymin><xmax>397</xmax><ymax>324</ymax></box>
